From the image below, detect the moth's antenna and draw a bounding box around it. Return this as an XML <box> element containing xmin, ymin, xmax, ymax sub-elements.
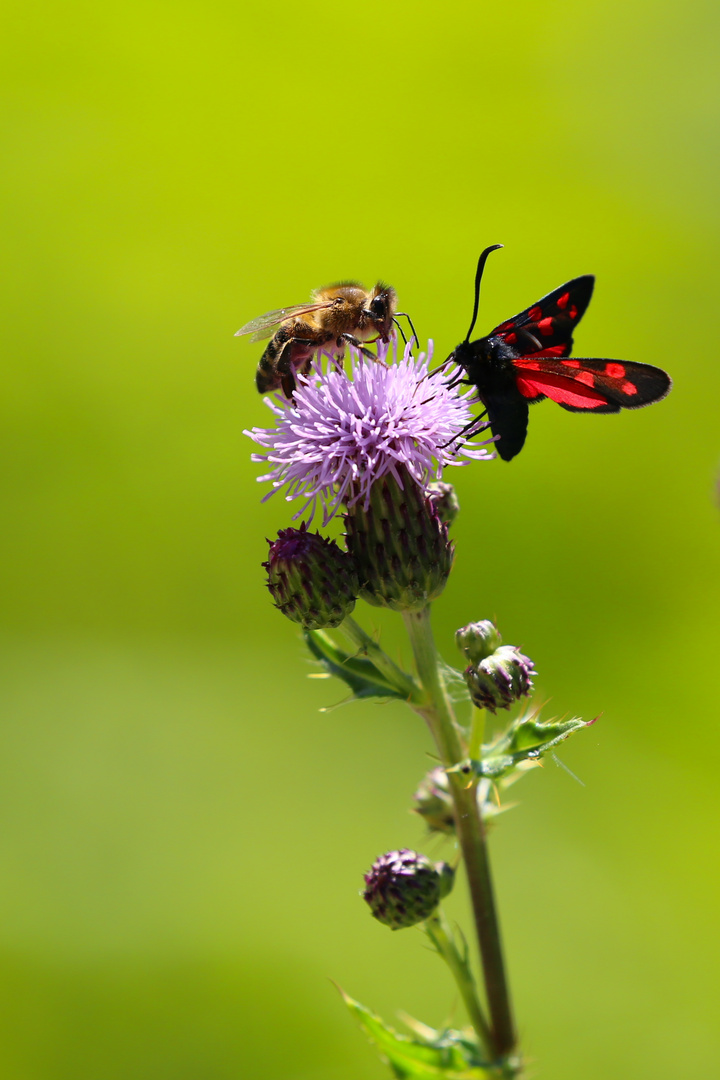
<box><xmin>465</xmin><ymin>244</ymin><xmax>503</xmax><ymax>343</ymax></box>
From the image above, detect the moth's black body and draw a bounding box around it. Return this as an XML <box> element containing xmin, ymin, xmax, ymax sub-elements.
<box><xmin>446</xmin><ymin>247</ymin><xmax>670</xmax><ymax>460</ymax></box>
<box><xmin>452</xmin><ymin>336</ymin><xmax>531</xmax><ymax>462</ymax></box>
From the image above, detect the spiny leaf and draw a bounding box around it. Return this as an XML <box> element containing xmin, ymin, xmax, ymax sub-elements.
<box><xmin>341</xmin><ymin>991</ymin><xmax>493</xmax><ymax>1078</ymax></box>
<box><xmin>501</xmin><ymin>712</ymin><xmax>593</xmax><ymax>756</ymax></box>
<box><xmin>452</xmin><ymin>713</ymin><xmax>596</xmax><ymax>782</ymax></box>
<box><xmin>305</xmin><ymin>630</ymin><xmax>407</xmax><ymax>700</ymax></box>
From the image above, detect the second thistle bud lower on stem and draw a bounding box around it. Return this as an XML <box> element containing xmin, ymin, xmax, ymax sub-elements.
<box><xmin>362</xmin><ymin>849</ymin><xmax>455</xmax><ymax>930</ymax></box>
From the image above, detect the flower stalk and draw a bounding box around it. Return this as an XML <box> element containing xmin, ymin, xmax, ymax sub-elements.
<box><xmin>402</xmin><ymin>606</ymin><xmax>517</xmax><ymax>1061</ymax></box>
<box><xmin>423</xmin><ymin>909</ymin><xmax>493</xmax><ymax>1056</ymax></box>
<box><xmin>340</xmin><ymin>615</ymin><xmax>420</xmax><ymax>702</ymax></box>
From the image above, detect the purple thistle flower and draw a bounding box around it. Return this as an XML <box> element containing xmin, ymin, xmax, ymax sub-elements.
<box><xmin>245</xmin><ymin>339</ymin><xmax>494</xmax><ymax>525</ymax></box>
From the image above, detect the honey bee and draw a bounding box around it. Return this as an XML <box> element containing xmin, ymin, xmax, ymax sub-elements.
<box><xmin>235</xmin><ymin>281</ymin><xmax>399</xmax><ymax>397</ymax></box>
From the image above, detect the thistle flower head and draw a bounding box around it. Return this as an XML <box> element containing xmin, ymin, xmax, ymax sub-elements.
<box><xmin>246</xmin><ymin>339</ymin><xmax>493</xmax><ymax>525</ymax></box>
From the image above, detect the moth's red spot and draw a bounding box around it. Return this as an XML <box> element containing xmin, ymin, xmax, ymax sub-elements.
<box><xmin>562</xmin><ymin>359</ymin><xmax>582</xmax><ymax>368</ymax></box>
<box><xmin>575</xmin><ymin>371</ymin><xmax>595</xmax><ymax>387</ymax></box>
<box><xmin>605</xmin><ymin>362</ymin><xmax>626</xmax><ymax>378</ymax></box>
<box><xmin>537</xmin><ymin>317</ymin><xmax>554</xmax><ymax>336</ymax></box>
<box><xmin>527</xmin><ymin>305</ymin><xmax>543</xmax><ymax>322</ymax></box>
<box><xmin>569</xmin><ymin>305</ymin><xmax>578</xmax><ymax>319</ymax></box>
<box><xmin>494</xmin><ymin>319</ymin><xmax>514</xmax><ymax>333</ymax></box>
<box><xmin>556</xmin><ymin>292</ymin><xmax>570</xmax><ymax>310</ymax></box>
<box><xmin>505</xmin><ymin>332</ymin><xmax>517</xmax><ymax>344</ymax></box>
<box><xmin>517</xmin><ymin>359</ymin><xmax>541</xmax><ymax>370</ymax></box>
<box><xmin>621</xmin><ymin>380</ymin><xmax>638</xmax><ymax>395</ymax></box>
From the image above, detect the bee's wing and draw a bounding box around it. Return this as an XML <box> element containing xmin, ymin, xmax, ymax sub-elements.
<box><xmin>235</xmin><ymin>300</ymin><xmax>336</xmax><ymax>339</ymax></box>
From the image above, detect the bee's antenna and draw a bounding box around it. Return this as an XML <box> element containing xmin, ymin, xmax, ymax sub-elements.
<box><xmin>394</xmin><ymin>312</ymin><xmax>419</xmax><ymax>348</ymax></box>
<box><xmin>392</xmin><ymin>318</ymin><xmax>408</xmax><ymax>346</ymax></box>
<box><xmin>465</xmin><ymin>244</ymin><xmax>503</xmax><ymax>343</ymax></box>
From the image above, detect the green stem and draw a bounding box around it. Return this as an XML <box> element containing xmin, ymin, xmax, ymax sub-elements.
<box><xmin>341</xmin><ymin>615</ymin><xmax>420</xmax><ymax>701</ymax></box>
<box><xmin>468</xmin><ymin>706</ymin><xmax>486</xmax><ymax>762</ymax></box>
<box><xmin>424</xmin><ymin>910</ymin><xmax>493</xmax><ymax>1057</ymax></box>
<box><xmin>402</xmin><ymin>607</ymin><xmax>517</xmax><ymax>1061</ymax></box>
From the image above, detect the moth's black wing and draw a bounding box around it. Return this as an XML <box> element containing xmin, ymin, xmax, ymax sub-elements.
<box><xmin>490</xmin><ymin>275</ymin><xmax>595</xmax><ymax>358</ymax></box>
<box><xmin>484</xmin><ymin>396</ymin><xmax>530</xmax><ymax>461</ymax></box>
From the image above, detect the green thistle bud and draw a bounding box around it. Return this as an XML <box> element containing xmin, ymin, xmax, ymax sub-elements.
<box><xmin>362</xmin><ymin>849</ymin><xmax>455</xmax><ymax>930</ymax></box>
<box><xmin>464</xmin><ymin>645</ymin><xmax>536</xmax><ymax>713</ymax></box>
<box><xmin>426</xmin><ymin>481</ymin><xmax>460</xmax><ymax>526</ymax></box>
<box><xmin>263</xmin><ymin>524</ymin><xmax>358</xmax><ymax>630</ymax></box>
<box><xmin>413</xmin><ymin>766</ymin><xmax>512</xmax><ymax>834</ymax></box>
<box><xmin>412</xmin><ymin>766</ymin><xmax>456</xmax><ymax>834</ymax></box>
<box><xmin>455</xmin><ymin>620</ymin><xmax>503</xmax><ymax>664</ymax></box>
<box><xmin>344</xmin><ymin>470</ymin><xmax>454</xmax><ymax>613</ymax></box>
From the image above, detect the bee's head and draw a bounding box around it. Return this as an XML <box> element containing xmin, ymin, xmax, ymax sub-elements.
<box><xmin>365</xmin><ymin>283</ymin><xmax>397</xmax><ymax>341</ymax></box>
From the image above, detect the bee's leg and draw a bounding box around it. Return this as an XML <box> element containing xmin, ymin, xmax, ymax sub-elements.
<box><xmin>323</xmin><ymin>346</ymin><xmax>345</xmax><ymax>375</ymax></box>
<box><xmin>275</xmin><ymin>338</ymin><xmax>317</xmax><ymax>398</ymax></box>
<box><xmin>338</xmin><ymin>334</ymin><xmax>389</xmax><ymax>367</ymax></box>
<box><xmin>297</xmin><ymin>356</ymin><xmax>316</xmax><ymax>383</ymax></box>
<box><xmin>280</xmin><ymin>373</ymin><xmax>296</xmax><ymax>398</ymax></box>
<box><xmin>271</xmin><ymin>338</ymin><xmax>297</xmax><ymax>398</ymax></box>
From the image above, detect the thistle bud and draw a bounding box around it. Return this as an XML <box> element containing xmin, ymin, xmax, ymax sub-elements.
<box><xmin>455</xmin><ymin>620</ymin><xmax>503</xmax><ymax>664</ymax></box>
<box><xmin>412</xmin><ymin>766</ymin><xmax>455</xmax><ymax>834</ymax></box>
<box><xmin>345</xmin><ymin>471</ymin><xmax>454</xmax><ymax>613</ymax></box>
<box><xmin>263</xmin><ymin>524</ymin><xmax>358</xmax><ymax>630</ymax></box>
<box><xmin>426</xmin><ymin>481</ymin><xmax>460</xmax><ymax>526</ymax></box>
<box><xmin>413</xmin><ymin>766</ymin><xmax>511</xmax><ymax>834</ymax></box>
<box><xmin>464</xmin><ymin>645</ymin><xmax>536</xmax><ymax>713</ymax></box>
<box><xmin>362</xmin><ymin>849</ymin><xmax>455</xmax><ymax>930</ymax></box>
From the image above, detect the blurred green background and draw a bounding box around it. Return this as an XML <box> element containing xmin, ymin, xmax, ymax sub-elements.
<box><xmin>1</xmin><ymin>0</ymin><xmax>719</xmax><ymax>1076</ymax></box>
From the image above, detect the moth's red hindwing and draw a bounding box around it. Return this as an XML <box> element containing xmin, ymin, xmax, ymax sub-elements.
<box><xmin>512</xmin><ymin>357</ymin><xmax>672</xmax><ymax>413</ymax></box>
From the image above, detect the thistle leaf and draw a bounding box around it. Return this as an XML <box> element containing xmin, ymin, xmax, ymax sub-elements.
<box><xmin>499</xmin><ymin>712</ymin><xmax>593</xmax><ymax>759</ymax></box>
<box><xmin>452</xmin><ymin>712</ymin><xmax>596</xmax><ymax>783</ymax></box>
<box><xmin>305</xmin><ymin>630</ymin><xmax>408</xmax><ymax>700</ymax></box>
<box><xmin>341</xmin><ymin>991</ymin><xmax>493</xmax><ymax>1078</ymax></box>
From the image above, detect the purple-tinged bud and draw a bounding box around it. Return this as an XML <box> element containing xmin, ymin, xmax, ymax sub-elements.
<box><xmin>412</xmin><ymin>766</ymin><xmax>455</xmax><ymax>834</ymax></box>
<box><xmin>426</xmin><ymin>481</ymin><xmax>460</xmax><ymax>526</ymax></box>
<box><xmin>455</xmin><ymin>620</ymin><xmax>503</xmax><ymax>664</ymax></box>
<box><xmin>464</xmin><ymin>645</ymin><xmax>536</xmax><ymax>713</ymax></box>
<box><xmin>362</xmin><ymin>849</ymin><xmax>455</xmax><ymax>930</ymax></box>
<box><xmin>263</xmin><ymin>524</ymin><xmax>358</xmax><ymax>630</ymax></box>
<box><xmin>345</xmin><ymin>470</ymin><xmax>454</xmax><ymax>613</ymax></box>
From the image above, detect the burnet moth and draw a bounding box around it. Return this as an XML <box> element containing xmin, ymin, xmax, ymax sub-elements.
<box><xmin>445</xmin><ymin>246</ymin><xmax>672</xmax><ymax>460</ymax></box>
